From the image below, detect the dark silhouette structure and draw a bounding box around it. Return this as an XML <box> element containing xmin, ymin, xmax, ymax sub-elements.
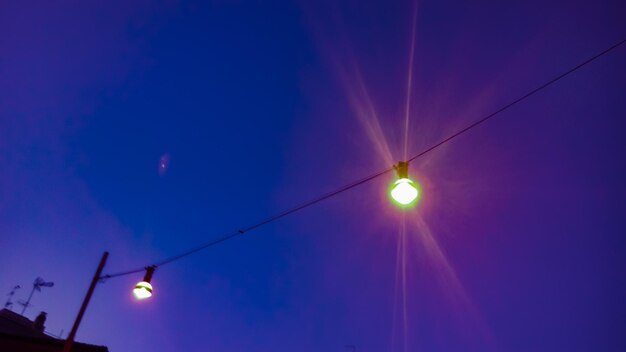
<box><xmin>0</xmin><ymin>309</ymin><xmax>108</xmax><ymax>352</ymax></box>
<box><xmin>19</xmin><ymin>277</ymin><xmax>54</xmax><ymax>315</ymax></box>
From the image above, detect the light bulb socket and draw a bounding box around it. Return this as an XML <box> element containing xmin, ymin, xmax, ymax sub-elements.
<box><xmin>143</xmin><ymin>266</ymin><xmax>156</xmax><ymax>283</ymax></box>
<box><xmin>395</xmin><ymin>161</ymin><xmax>409</xmax><ymax>179</ymax></box>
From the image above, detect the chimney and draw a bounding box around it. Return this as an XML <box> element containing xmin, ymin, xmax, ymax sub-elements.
<box><xmin>33</xmin><ymin>311</ymin><xmax>47</xmax><ymax>332</ymax></box>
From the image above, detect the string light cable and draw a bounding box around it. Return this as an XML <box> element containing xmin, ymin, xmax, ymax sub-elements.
<box><xmin>100</xmin><ymin>38</ymin><xmax>625</xmax><ymax>281</ymax></box>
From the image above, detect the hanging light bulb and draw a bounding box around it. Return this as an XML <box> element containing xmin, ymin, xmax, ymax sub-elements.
<box><xmin>390</xmin><ymin>161</ymin><xmax>420</xmax><ymax>207</ymax></box>
<box><xmin>133</xmin><ymin>266</ymin><xmax>156</xmax><ymax>300</ymax></box>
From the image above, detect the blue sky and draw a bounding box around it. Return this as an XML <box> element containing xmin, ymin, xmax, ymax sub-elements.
<box><xmin>1</xmin><ymin>1</ymin><xmax>625</xmax><ymax>351</ymax></box>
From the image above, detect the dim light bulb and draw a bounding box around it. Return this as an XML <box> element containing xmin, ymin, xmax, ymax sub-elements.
<box><xmin>133</xmin><ymin>281</ymin><xmax>153</xmax><ymax>300</ymax></box>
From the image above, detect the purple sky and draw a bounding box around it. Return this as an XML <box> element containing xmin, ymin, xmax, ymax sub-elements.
<box><xmin>1</xmin><ymin>1</ymin><xmax>625</xmax><ymax>351</ymax></box>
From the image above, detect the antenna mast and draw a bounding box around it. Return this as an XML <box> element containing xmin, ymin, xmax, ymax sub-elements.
<box><xmin>18</xmin><ymin>277</ymin><xmax>54</xmax><ymax>315</ymax></box>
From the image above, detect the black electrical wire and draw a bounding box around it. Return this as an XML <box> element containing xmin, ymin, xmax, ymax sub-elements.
<box><xmin>154</xmin><ymin>166</ymin><xmax>394</xmax><ymax>267</ymax></box>
<box><xmin>407</xmin><ymin>38</ymin><xmax>626</xmax><ymax>163</ymax></box>
<box><xmin>100</xmin><ymin>166</ymin><xmax>394</xmax><ymax>280</ymax></box>
<box><xmin>100</xmin><ymin>38</ymin><xmax>625</xmax><ymax>280</ymax></box>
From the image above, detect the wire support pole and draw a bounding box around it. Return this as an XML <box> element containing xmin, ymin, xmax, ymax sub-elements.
<box><xmin>63</xmin><ymin>252</ymin><xmax>109</xmax><ymax>352</ymax></box>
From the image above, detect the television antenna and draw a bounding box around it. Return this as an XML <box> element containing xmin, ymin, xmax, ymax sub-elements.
<box><xmin>19</xmin><ymin>277</ymin><xmax>54</xmax><ymax>315</ymax></box>
<box><xmin>4</xmin><ymin>285</ymin><xmax>21</xmax><ymax>310</ymax></box>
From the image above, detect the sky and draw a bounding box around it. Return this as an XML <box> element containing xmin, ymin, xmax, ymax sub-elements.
<box><xmin>1</xmin><ymin>0</ymin><xmax>625</xmax><ymax>351</ymax></box>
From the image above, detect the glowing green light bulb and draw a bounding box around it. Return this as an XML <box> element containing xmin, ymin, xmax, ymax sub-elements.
<box><xmin>390</xmin><ymin>161</ymin><xmax>420</xmax><ymax>207</ymax></box>
<box><xmin>390</xmin><ymin>178</ymin><xmax>419</xmax><ymax>206</ymax></box>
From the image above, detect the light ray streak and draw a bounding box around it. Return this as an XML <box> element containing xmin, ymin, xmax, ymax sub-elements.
<box><xmin>391</xmin><ymin>218</ymin><xmax>402</xmax><ymax>351</ymax></box>
<box><xmin>401</xmin><ymin>216</ymin><xmax>409</xmax><ymax>352</ymax></box>
<box><xmin>411</xmin><ymin>214</ymin><xmax>496</xmax><ymax>346</ymax></box>
<box><xmin>403</xmin><ymin>2</ymin><xmax>419</xmax><ymax>160</ymax></box>
<box><xmin>338</xmin><ymin>63</ymin><xmax>394</xmax><ymax>165</ymax></box>
<box><xmin>391</xmin><ymin>215</ymin><xmax>411</xmax><ymax>352</ymax></box>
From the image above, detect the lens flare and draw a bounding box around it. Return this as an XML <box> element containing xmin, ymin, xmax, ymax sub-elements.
<box><xmin>390</xmin><ymin>178</ymin><xmax>419</xmax><ymax>206</ymax></box>
<box><xmin>133</xmin><ymin>281</ymin><xmax>153</xmax><ymax>300</ymax></box>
